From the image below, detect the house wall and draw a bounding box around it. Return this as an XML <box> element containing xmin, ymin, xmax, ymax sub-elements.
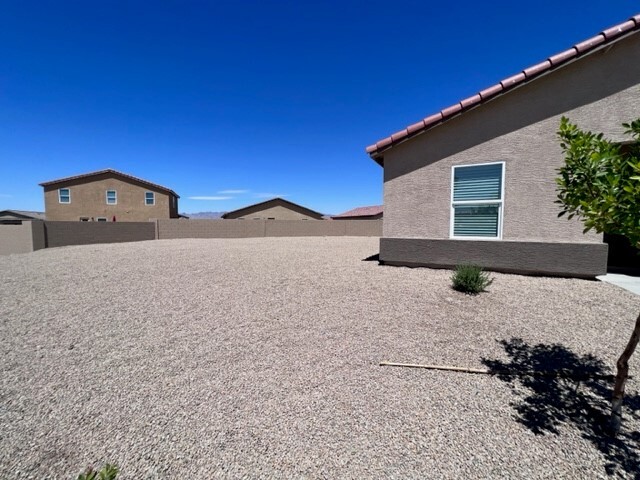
<box><xmin>380</xmin><ymin>33</ymin><xmax>640</xmax><ymax>276</ymax></box>
<box><xmin>43</xmin><ymin>221</ymin><xmax>156</xmax><ymax>248</ymax></box>
<box><xmin>0</xmin><ymin>221</ymin><xmax>45</xmax><ymax>255</ymax></box>
<box><xmin>333</xmin><ymin>213</ymin><xmax>383</xmax><ymax>220</ymax></box>
<box><xmin>0</xmin><ymin>213</ymin><xmax>25</xmax><ymax>221</ymax></box>
<box><xmin>381</xmin><ymin>238</ymin><xmax>607</xmax><ymax>278</ymax></box>
<box><xmin>225</xmin><ymin>204</ymin><xmax>322</xmax><ymax>220</ymax></box>
<box><xmin>0</xmin><ymin>212</ymin><xmax>43</xmax><ymax>222</ymax></box>
<box><xmin>156</xmin><ymin>219</ymin><xmax>382</xmax><ymax>239</ymax></box>
<box><xmin>43</xmin><ymin>173</ymin><xmax>177</xmax><ymax>221</ymax></box>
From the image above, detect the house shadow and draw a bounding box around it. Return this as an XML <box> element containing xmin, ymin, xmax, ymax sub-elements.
<box><xmin>362</xmin><ymin>253</ymin><xmax>380</xmax><ymax>262</ymax></box>
<box><xmin>606</xmin><ymin>234</ymin><xmax>640</xmax><ymax>277</ymax></box>
<box><xmin>607</xmin><ymin>266</ymin><xmax>640</xmax><ymax>278</ymax></box>
<box><xmin>481</xmin><ymin>338</ymin><xmax>640</xmax><ymax>477</ymax></box>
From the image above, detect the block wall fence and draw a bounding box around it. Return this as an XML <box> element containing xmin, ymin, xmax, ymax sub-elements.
<box><xmin>155</xmin><ymin>219</ymin><xmax>383</xmax><ymax>239</ymax></box>
<box><xmin>0</xmin><ymin>219</ymin><xmax>383</xmax><ymax>255</ymax></box>
<box><xmin>44</xmin><ymin>221</ymin><xmax>156</xmax><ymax>248</ymax></box>
<box><xmin>0</xmin><ymin>221</ymin><xmax>45</xmax><ymax>255</ymax></box>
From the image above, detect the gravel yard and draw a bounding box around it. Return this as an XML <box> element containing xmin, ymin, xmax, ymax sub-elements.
<box><xmin>1</xmin><ymin>237</ymin><xmax>639</xmax><ymax>479</ymax></box>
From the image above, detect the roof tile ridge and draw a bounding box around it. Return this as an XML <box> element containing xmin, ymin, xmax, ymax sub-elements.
<box><xmin>366</xmin><ymin>13</ymin><xmax>640</xmax><ymax>156</ymax></box>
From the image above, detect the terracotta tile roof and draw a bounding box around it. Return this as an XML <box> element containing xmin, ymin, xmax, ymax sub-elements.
<box><xmin>366</xmin><ymin>13</ymin><xmax>640</xmax><ymax>162</ymax></box>
<box><xmin>39</xmin><ymin>169</ymin><xmax>179</xmax><ymax>197</ymax></box>
<box><xmin>332</xmin><ymin>205</ymin><xmax>383</xmax><ymax>218</ymax></box>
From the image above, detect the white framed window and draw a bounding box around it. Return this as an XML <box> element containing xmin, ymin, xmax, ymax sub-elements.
<box><xmin>106</xmin><ymin>190</ymin><xmax>117</xmax><ymax>205</ymax></box>
<box><xmin>58</xmin><ymin>188</ymin><xmax>71</xmax><ymax>204</ymax></box>
<box><xmin>450</xmin><ymin>162</ymin><xmax>504</xmax><ymax>239</ymax></box>
<box><xmin>145</xmin><ymin>191</ymin><xmax>155</xmax><ymax>205</ymax></box>
<box><xmin>96</xmin><ymin>217</ymin><xmax>108</xmax><ymax>222</ymax></box>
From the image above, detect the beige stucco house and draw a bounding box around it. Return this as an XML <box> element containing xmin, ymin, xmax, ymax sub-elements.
<box><xmin>40</xmin><ymin>169</ymin><xmax>180</xmax><ymax>222</ymax></box>
<box><xmin>332</xmin><ymin>206</ymin><xmax>383</xmax><ymax>220</ymax></box>
<box><xmin>222</xmin><ymin>198</ymin><xmax>324</xmax><ymax>220</ymax></box>
<box><xmin>367</xmin><ymin>14</ymin><xmax>640</xmax><ymax>278</ymax></box>
<box><xmin>0</xmin><ymin>210</ymin><xmax>46</xmax><ymax>224</ymax></box>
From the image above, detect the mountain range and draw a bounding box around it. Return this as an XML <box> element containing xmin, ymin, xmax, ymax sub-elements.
<box><xmin>181</xmin><ymin>211</ymin><xmax>225</xmax><ymax>219</ymax></box>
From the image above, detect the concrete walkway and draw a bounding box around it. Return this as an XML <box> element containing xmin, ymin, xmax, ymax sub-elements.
<box><xmin>597</xmin><ymin>273</ymin><xmax>640</xmax><ymax>296</ymax></box>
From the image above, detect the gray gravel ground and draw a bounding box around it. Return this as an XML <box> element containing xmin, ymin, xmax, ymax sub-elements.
<box><xmin>1</xmin><ymin>237</ymin><xmax>639</xmax><ymax>479</ymax></box>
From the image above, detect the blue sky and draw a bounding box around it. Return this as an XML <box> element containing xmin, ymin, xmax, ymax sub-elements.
<box><xmin>0</xmin><ymin>1</ymin><xmax>636</xmax><ymax>214</ymax></box>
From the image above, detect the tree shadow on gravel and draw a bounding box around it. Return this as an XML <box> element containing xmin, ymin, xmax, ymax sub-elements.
<box><xmin>482</xmin><ymin>338</ymin><xmax>640</xmax><ymax>478</ymax></box>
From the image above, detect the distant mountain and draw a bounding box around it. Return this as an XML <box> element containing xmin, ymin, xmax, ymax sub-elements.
<box><xmin>182</xmin><ymin>211</ymin><xmax>225</xmax><ymax>219</ymax></box>
<box><xmin>182</xmin><ymin>211</ymin><xmax>337</xmax><ymax>219</ymax></box>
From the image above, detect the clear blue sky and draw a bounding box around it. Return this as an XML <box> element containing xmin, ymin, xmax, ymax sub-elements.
<box><xmin>0</xmin><ymin>1</ymin><xmax>636</xmax><ymax>214</ymax></box>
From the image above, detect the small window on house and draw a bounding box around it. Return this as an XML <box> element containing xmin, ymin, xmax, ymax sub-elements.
<box><xmin>96</xmin><ymin>217</ymin><xmax>107</xmax><ymax>222</ymax></box>
<box><xmin>106</xmin><ymin>190</ymin><xmax>117</xmax><ymax>205</ymax></box>
<box><xmin>267</xmin><ymin>217</ymin><xmax>275</xmax><ymax>220</ymax></box>
<box><xmin>79</xmin><ymin>217</ymin><xmax>90</xmax><ymax>222</ymax></box>
<box><xmin>58</xmin><ymin>188</ymin><xmax>70</xmax><ymax>204</ymax></box>
<box><xmin>145</xmin><ymin>192</ymin><xmax>155</xmax><ymax>205</ymax></box>
<box><xmin>451</xmin><ymin>162</ymin><xmax>504</xmax><ymax>239</ymax></box>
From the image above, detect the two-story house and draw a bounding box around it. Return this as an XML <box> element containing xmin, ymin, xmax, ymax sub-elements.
<box><xmin>40</xmin><ymin>169</ymin><xmax>180</xmax><ymax>221</ymax></box>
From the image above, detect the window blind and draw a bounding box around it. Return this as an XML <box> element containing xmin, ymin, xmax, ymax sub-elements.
<box><xmin>453</xmin><ymin>205</ymin><xmax>499</xmax><ymax>237</ymax></box>
<box><xmin>452</xmin><ymin>163</ymin><xmax>503</xmax><ymax>238</ymax></box>
<box><xmin>453</xmin><ymin>163</ymin><xmax>502</xmax><ymax>201</ymax></box>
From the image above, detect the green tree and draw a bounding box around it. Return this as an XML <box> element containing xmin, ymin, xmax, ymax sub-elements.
<box><xmin>557</xmin><ymin>116</ymin><xmax>640</xmax><ymax>437</ymax></box>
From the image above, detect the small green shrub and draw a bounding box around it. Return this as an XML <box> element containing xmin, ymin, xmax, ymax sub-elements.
<box><xmin>76</xmin><ymin>464</ymin><xmax>118</xmax><ymax>480</ymax></box>
<box><xmin>451</xmin><ymin>264</ymin><xmax>493</xmax><ymax>294</ymax></box>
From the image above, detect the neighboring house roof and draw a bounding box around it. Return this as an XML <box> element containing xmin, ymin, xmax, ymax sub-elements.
<box><xmin>332</xmin><ymin>205</ymin><xmax>383</xmax><ymax>219</ymax></box>
<box><xmin>0</xmin><ymin>210</ymin><xmax>46</xmax><ymax>220</ymax></box>
<box><xmin>221</xmin><ymin>197</ymin><xmax>324</xmax><ymax>219</ymax></box>
<box><xmin>39</xmin><ymin>169</ymin><xmax>180</xmax><ymax>198</ymax></box>
<box><xmin>366</xmin><ymin>13</ymin><xmax>640</xmax><ymax>163</ymax></box>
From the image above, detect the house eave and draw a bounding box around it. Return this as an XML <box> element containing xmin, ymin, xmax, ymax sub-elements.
<box><xmin>365</xmin><ymin>15</ymin><xmax>640</xmax><ymax>162</ymax></box>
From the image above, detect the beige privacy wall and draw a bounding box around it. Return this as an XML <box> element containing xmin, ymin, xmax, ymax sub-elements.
<box><xmin>43</xmin><ymin>221</ymin><xmax>156</xmax><ymax>248</ymax></box>
<box><xmin>0</xmin><ymin>221</ymin><xmax>45</xmax><ymax>255</ymax></box>
<box><xmin>382</xmin><ymin>33</ymin><xmax>640</xmax><ymax>243</ymax></box>
<box><xmin>1</xmin><ymin>220</ymin><xmax>382</xmax><ymax>254</ymax></box>
<box><xmin>156</xmin><ymin>219</ymin><xmax>382</xmax><ymax>239</ymax></box>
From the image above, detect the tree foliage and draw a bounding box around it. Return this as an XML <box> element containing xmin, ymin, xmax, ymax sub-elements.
<box><xmin>556</xmin><ymin>117</ymin><xmax>640</xmax><ymax>247</ymax></box>
<box><xmin>557</xmin><ymin>117</ymin><xmax>640</xmax><ymax>437</ymax></box>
